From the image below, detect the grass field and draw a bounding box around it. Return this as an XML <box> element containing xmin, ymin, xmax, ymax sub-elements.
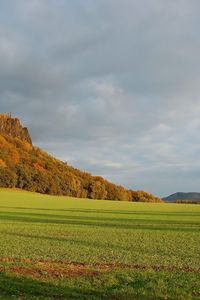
<box><xmin>0</xmin><ymin>189</ymin><xmax>199</xmax><ymax>299</ymax></box>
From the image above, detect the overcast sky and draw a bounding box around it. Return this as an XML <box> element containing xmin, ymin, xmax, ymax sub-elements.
<box><xmin>1</xmin><ymin>0</ymin><xmax>200</xmax><ymax>197</ymax></box>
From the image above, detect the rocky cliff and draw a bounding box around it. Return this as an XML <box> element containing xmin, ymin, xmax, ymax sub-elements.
<box><xmin>0</xmin><ymin>114</ymin><xmax>32</xmax><ymax>144</ymax></box>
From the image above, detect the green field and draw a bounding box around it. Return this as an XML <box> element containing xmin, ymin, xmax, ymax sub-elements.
<box><xmin>0</xmin><ymin>189</ymin><xmax>199</xmax><ymax>299</ymax></box>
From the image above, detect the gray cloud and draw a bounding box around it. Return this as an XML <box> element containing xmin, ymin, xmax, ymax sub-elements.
<box><xmin>1</xmin><ymin>0</ymin><xmax>200</xmax><ymax>196</ymax></box>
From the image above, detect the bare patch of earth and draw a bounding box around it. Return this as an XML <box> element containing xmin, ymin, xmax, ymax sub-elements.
<box><xmin>0</xmin><ymin>257</ymin><xmax>199</xmax><ymax>280</ymax></box>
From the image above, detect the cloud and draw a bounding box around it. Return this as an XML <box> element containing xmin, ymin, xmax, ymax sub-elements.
<box><xmin>1</xmin><ymin>0</ymin><xmax>200</xmax><ymax>196</ymax></box>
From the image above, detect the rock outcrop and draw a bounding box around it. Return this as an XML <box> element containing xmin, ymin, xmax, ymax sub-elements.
<box><xmin>0</xmin><ymin>114</ymin><xmax>32</xmax><ymax>144</ymax></box>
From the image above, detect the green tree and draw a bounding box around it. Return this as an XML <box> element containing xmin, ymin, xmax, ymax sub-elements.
<box><xmin>0</xmin><ymin>167</ymin><xmax>16</xmax><ymax>188</ymax></box>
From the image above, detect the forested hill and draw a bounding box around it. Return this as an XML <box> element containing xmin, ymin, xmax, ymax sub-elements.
<box><xmin>163</xmin><ymin>192</ymin><xmax>200</xmax><ymax>203</ymax></box>
<box><xmin>0</xmin><ymin>115</ymin><xmax>162</xmax><ymax>202</ymax></box>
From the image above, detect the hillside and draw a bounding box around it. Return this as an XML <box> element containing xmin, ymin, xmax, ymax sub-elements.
<box><xmin>163</xmin><ymin>192</ymin><xmax>200</xmax><ymax>203</ymax></box>
<box><xmin>0</xmin><ymin>115</ymin><xmax>162</xmax><ymax>202</ymax></box>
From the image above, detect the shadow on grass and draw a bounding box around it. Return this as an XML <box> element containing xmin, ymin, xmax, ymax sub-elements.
<box><xmin>0</xmin><ymin>272</ymin><xmax>104</xmax><ymax>300</ymax></box>
<box><xmin>2</xmin><ymin>210</ymin><xmax>200</xmax><ymax>224</ymax></box>
<box><xmin>0</xmin><ymin>206</ymin><xmax>200</xmax><ymax>217</ymax></box>
<box><xmin>0</xmin><ymin>211</ymin><xmax>199</xmax><ymax>232</ymax></box>
<box><xmin>0</xmin><ymin>269</ymin><xmax>199</xmax><ymax>300</ymax></box>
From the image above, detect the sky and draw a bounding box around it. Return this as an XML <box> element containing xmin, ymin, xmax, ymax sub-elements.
<box><xmin>0</xmin><ymin>0</ymin><xmax>200</xmax><ymax>197</ymax></box>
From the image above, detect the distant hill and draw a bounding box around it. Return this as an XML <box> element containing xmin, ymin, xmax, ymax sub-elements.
<box><xmin>163</xmin><ymin>192</ymin><xmax>200</xmax><ymax>203</ymax></box>
<box><xmin>0</xmin><ymin>114</ymin><xmax>162</xmax><ymax>203</ymax></box>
